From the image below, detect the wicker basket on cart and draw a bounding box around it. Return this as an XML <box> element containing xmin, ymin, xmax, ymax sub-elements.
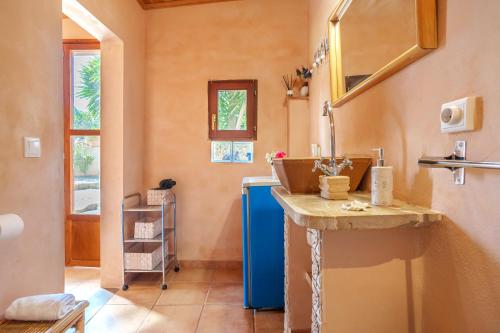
<box><xmin>147</xmin><ymin>189</ymin><xmax>169</xmax><ymax>206</ymax></box>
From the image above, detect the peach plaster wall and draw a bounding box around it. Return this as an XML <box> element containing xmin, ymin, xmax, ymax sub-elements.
<box><xmin>309</xmin><ymin>0</ymin><xmax>500</xmax><ymax>331</ymax></box>
<box><xmin>0</xmin><ymin>0</ymin><xmax>64</xmax><ymax>314</ymax></box>
<box><xmin>62</xmin><ymin>17</ymin><xmax>94</xmax><ymax>39</ymax></box>
<box><xmin>144</xmin><ymin>0</ymin><xmax>309</xmax><ymax>261</ymax></box>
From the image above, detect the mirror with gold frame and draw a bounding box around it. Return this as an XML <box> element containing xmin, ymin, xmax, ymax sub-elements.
<box><xmin>328</xmin><ymin>0</ymin><xmax>437</xmax><ymax>107</ymax></box>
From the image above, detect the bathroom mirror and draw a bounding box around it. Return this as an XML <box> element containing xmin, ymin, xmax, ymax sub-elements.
<box><xmin>328</xmin><ymin>0</ymin><xmax>437</xmax><ymax>107</ymax></box>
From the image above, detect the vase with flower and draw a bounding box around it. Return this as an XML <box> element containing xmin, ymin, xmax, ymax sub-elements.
<box><xmin>266</xmin><ymin>151</ymin><xmax>287</xmax><ymax>180</ymax></box>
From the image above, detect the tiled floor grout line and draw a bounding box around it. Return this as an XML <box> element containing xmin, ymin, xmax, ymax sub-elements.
<box><xmin>84</xmin><ymin>287</ymin><xmax>118</xmax><ymax>324</ymax></box>
<box><xmin>134</xmin><ymin>285</ymin><xmax>166</xmax><ymax>333</ymax></box>
<box><xmin>194</xmin><ymin>277</ymin><xmax>213</xmax><ymax>333</ymax></box>
<box><xmin>253</xmin><ymin>309</ymin><xmax>256</xmax><ymax>333</ymax></box>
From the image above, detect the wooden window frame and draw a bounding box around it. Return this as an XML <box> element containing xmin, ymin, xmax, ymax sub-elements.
<box><xmin>208</xmin><ymin>80</ymin><xmax>257</xmax><ymax>140</ymax></box>
<box><xmin>63</xmin><ymin>39</ymin><xmax>101</xmax><ymax>220</ymax></box>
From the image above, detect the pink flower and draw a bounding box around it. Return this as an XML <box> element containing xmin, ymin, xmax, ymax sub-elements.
<box><xmin>275</xmin><ymin>151</ymin><xmax>287</xmax><ymax>159</ymax></box>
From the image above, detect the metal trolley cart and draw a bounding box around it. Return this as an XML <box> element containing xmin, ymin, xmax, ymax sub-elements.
<box><xmin>121</xmin><ymin>191</ymin><xmax>179</xmax><ymax>290</ymax></box>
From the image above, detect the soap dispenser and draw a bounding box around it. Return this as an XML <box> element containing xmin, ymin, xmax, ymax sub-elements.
<box><xmin>371</xmin><ymin>148</ymin><xmax>393</xmax><ymax>206</ymax></box>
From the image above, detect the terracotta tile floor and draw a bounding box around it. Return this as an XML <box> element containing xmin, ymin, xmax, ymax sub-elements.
<box><xmin>65</xmin><ymin>267</ymin><xmax>284</xmax><ymax>333</ymax></box>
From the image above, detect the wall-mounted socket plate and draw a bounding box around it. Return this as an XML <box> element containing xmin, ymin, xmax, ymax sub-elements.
<box><xmin>440</xmin><ymin>96</ymin><xmax>479</xmax><ymax>133</ymax></box>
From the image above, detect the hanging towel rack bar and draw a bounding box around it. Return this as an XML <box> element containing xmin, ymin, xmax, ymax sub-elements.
<box><xmin>418</xmin><ymin>157</ymin><xmax>500</xmax><ymax>170</ymax></box>
<box><xmin>418</xmin><ymin>141</ymin><xmax>500</xmax><ymax>185</ymax></box>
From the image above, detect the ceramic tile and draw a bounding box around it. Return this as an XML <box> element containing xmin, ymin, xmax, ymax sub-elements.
<box><xmin>107</xmin><ymin>286</ymin><xmax>162</xmax><ymax>308</ymax></box>
<box><xmin>196</xmin><ymin>304</ymin><xmax>253</xmax><ymax>333</ymax></box>
<box><xmin>65</xmin><ymin>267</ymin><xmax>100</xmax><ymax>281</ymax></box>
<box><xmin>84</xmin><ymin>288</ymin><xmax>116</xmax><ymax>323</ymax></box>
<box><xmin>169</xmin><ymin>268</ymin><xmax>214</xmax><ymax>283</ymax></box>
<box><xmin>212</xmin><ymin>268</ymin><xmax>243</xmax><ymax>283</ymax></box>
<box><xmin>138</xmin><ymin>305</ymin><xmax>203</xmax><ymax>333</ymax></box>
<box><xmin>254</xmin><ymin>310</ymin><xmax>284</xmax><ymax>331</ymax></box>
<box><xmin>85</xmin><ymin>304</ymin><xmax>150</xmax><ymax>333</ymax></box>
<box><xmin>206</xmin><ymin>283</ymin><xmax>243</xmax><ymax>305</ymax></box>
<box><xmin>70</xmin><ymin>280</ymin><xmax>102</xmax><ymax>301</ymax></box>
<box><xmin>65</xmin><ymin>267</ymin><xmax>100</xmax><ymax>292</ymax></box>
<box><xmin>179</xmin><ymin>261</ymin><xmax>243</xmax><ymax>269</ymax></box>
<box><xmin>156</xmin><ymin>283</ymin><xmax>209</xmax><ymax>305</ymax></box>
<box><xmin>128</xmin><ymin>272</ymin><xmax>172</xmax><ymax>287</ymax></box>
<box><xmin>65</xmin><ymin>280</ymin><xmax>82</xmax><ymax>293</ymax></box>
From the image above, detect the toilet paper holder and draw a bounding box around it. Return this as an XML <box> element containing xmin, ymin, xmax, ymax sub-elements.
<box><xmin>0</xmin><ymin>214</ymin><xmax>24</xmax><ymax>240</ymax></box>
<box><xmin>418</xmin><ymin>140</ymin><xmax>500</xmax><ymax>185</ymax></box>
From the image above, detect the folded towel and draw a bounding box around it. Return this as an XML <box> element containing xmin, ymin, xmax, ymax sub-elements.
<box><xmin>5</xmin><ymin>293</ymin><xmax>76</xmax><ymax>321</ymax></box>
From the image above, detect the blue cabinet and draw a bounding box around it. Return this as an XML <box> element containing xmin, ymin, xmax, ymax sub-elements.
<box><xmin>242</xmin><ymin>177</ymin><xmax>284</xmax><ymax>309</ymax></box>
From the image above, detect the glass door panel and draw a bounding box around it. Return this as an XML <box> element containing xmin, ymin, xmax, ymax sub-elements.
<box><xmin>70</xmin><ymin>50</ymin><xmax>101</xmax><ymax>130</ymax></box>
<box><xmin>71</xmin><ymin>136</ymin><xmax>100</xmax><ymax>215</ymax></box>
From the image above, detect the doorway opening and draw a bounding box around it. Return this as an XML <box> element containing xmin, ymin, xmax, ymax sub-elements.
<box><xmin>63</xmin><ymin>0</ymin><xmax>126</xmax><ymax>289</ymax></box>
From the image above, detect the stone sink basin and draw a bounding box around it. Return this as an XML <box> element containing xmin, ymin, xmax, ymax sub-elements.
<box><xmin>273</xmin><ymin>157</ymin><xmax>372</xmax><ymax>194</ymax></box>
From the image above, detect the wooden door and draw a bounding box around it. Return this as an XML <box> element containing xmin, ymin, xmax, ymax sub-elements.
<box><xmin>63</xmin><ymin>40</ymin><xmax>101</xmax><ymax>267</ymax></box>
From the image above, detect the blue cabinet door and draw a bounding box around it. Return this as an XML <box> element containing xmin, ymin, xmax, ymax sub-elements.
<box><xmin>241</xmin><ymin>190</ymin><xmax>250</xmax><ymax>308</ymax></box>
<box><xmin>245</xmin><ymin>186</ymin><xmax>284</xmax><ymax>309</ymax></box>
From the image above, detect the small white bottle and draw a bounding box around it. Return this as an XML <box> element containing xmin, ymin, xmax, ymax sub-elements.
<box><xmin>371</xmin><ymin>148</ymin><xmax>393</xmax><ymax>206</ymax></box>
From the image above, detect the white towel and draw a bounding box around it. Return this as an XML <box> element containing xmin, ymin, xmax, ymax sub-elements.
<box><xmin>5</xmin><ymin>293</ymin><xmax>76</xmax><ymax>321</ymax></box>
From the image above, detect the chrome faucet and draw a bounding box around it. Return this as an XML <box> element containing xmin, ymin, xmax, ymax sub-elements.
<box><xmin>312</xmin><ymin>101</ymin><xmax>352</xmax><ymax>176</ymax></box>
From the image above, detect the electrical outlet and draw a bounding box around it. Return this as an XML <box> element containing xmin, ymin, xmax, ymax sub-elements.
<box><xmin>440</xmin><ymin>96</ymin><xmax>479</xmax><ymax>133</ymax></box>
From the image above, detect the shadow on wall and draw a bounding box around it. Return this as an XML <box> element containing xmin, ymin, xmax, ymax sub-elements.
<box><xmin>323</xmin><ymin>227</ymin><xmax>432</xmax><ymax>333</ymax></box>
<box><xmin>420</xmin><ymin>219</ymin><xmax>500</xmax><ymax>332</ymax></box>
<box><xmin>325</xmin><ymin>228</ymin><xmax>429</xmax><ymax>268</ymax></box>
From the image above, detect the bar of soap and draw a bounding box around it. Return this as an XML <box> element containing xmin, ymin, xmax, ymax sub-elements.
<box><xmin>319</xmin><ymin>184</ymin><xmax>350</xmax><ymax>193</ymax></box>
<box><xmin>320</xmin><ymin>191</ymin><xmax>349</xmax><ymax>200</ymax></box>
<box><xmin>320</xmin><ymin>175</ymin><xmax>350</xmax><ymax>185</ymax></box>
<box><xmin>319</xmin><ymin>175</ymin><xmax>350</xmax><ymax>200</ymax></box>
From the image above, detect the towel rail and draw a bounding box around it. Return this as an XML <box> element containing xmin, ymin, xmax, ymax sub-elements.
<box><xmin>418</xmin><ymin>157</ymin><xmax>500</xmax><ymax>170</ymax></box>
<box><xmin>418</xmin><ymin>141</ymin><xmax>500</xmax><ymax>185</ymax></box>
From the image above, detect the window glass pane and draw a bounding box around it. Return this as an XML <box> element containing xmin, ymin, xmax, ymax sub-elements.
<box><xmin>210</xmin><ymin>141</ymin><xmax>253</xmax><ymax>163</ymax></box>
<box><xmin>232</xmin><ymin>142</ymin><xmax>253</xmax><ymax>163</ymax></box>
<box><xmin>72</xmin><ymin>136</ymin><xmax>100</xmax><ymax>214</ymax></box>
<box><xmin>71</xmin><ymin>50</ymin><xmax>101</xmax><ymax>130</ymax></box>
<box><xmin>211</xmin><ymin>141</ymin><xmax>233</xmax><ymax>163</ymax></box>
<box><xmin>217</xmin><ymin>90</ymin><xmax>247</xmax><ymax>130</ymax></box>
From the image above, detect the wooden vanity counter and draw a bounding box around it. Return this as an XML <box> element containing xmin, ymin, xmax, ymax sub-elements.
<box><xmin>271</xmin><ymin>186</ymin><xmax>442</xmax><ymax>333</ymax></box>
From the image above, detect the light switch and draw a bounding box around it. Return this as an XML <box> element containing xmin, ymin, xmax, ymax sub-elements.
<box><xmin>440</xmin><ymin>96</ymin><xmax>479</xmax><ymax>133</ymax></box>
<box><xmin>24</xmin><ymin>137</ymin><xmax>41</xmax><ymax>158</ymax></box>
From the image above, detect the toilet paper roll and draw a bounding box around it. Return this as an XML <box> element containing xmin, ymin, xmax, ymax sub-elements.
<box><xmin>0</xmin><ymin>214</ymin><xmax>24</xmax><ymax>240</ymax></box>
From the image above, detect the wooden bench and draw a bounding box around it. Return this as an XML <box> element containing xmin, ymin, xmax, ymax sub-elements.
<box><xmin>0</xmin><ymin>300</ymin><xmax>88</xmax><ymax>333</ymax></box>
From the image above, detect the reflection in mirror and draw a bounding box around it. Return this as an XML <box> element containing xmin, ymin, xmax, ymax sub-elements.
<box><xmin>328</xmin><ymin>0</ymin><xmax>437</xmax><ymax>106</ymax></box>
<box><xmin>340</xmin><ymin>0</ymin><xmax>416</xmax><ymax>92</ymax></box>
